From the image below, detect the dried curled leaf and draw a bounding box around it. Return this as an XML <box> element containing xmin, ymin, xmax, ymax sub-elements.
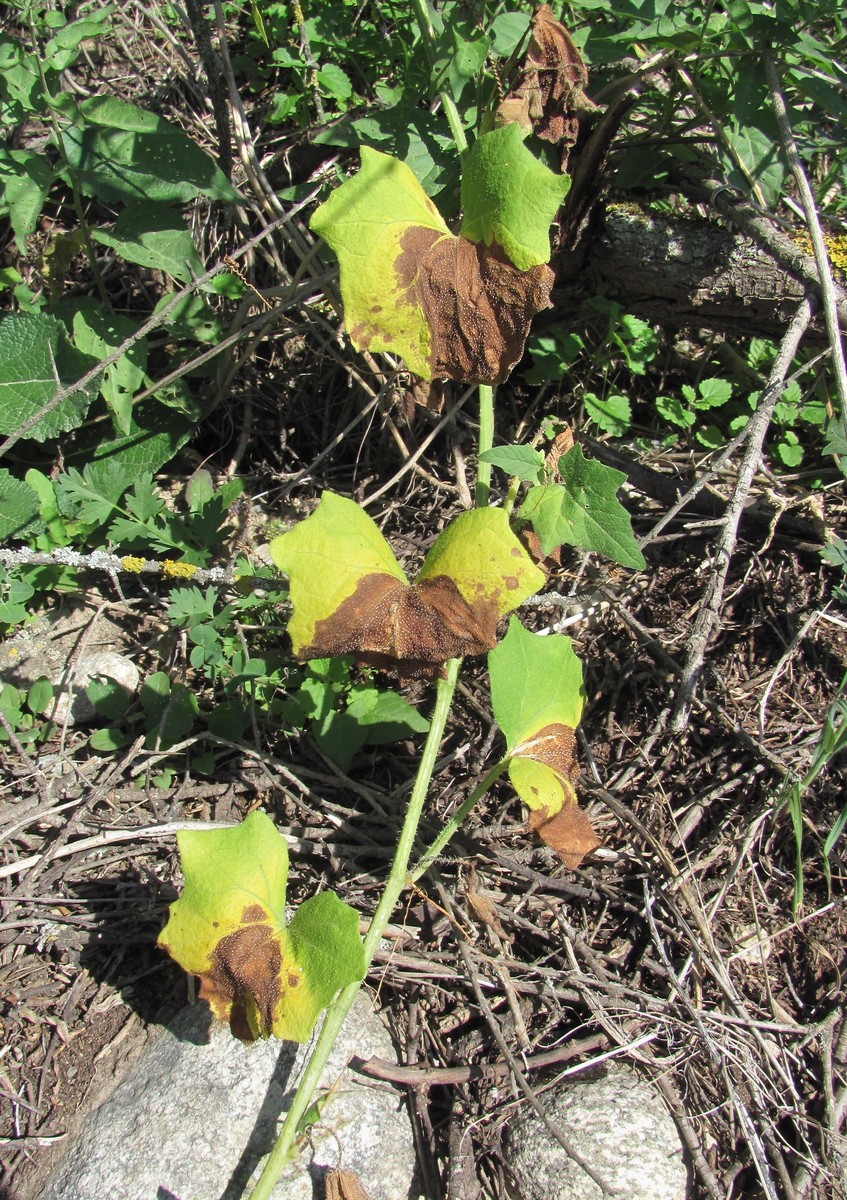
<box><xmin>326</xmin><ymin>1168</ymin><xmax>373</xmax><ymax>1200</ymax></box>
<box><xmin>513</xmin><ymin>723</ymin><xmax>600</xmax><ymax>869</ymax></box>
<box><xmin>498</xmin><ymin>3</ymin><xmax>595</xmax><ymax>148</ymax></box>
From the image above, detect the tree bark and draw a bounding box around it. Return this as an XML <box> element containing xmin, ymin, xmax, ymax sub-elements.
<box><xmin>551</xmin><ymin>202</ymin><xmax>833</xmax><ymax>340</ymax></box>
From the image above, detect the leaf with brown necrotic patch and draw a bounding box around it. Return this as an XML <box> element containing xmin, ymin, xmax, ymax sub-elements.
<box><xmin>489</xmin><ymin>620</ymin><xmax>599</xmax><ymax>869</ymax></box>
<box><xmin>309</xmin><ymin>137</ymin><xmax>567</xmax><ymax>383</ymax></box>
<box><xmin>269</xmin><ymin>493</ymin><xmax>545</xmax><ymax>683</ymax></box>
<box><xmin>158</xmin><ymin>811</ymin><xmax>365</xmax><ymax>1042</ymax></box>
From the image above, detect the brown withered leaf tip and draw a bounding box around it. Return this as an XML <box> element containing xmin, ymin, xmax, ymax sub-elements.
<box><xmin>199</xmin><ymin>908</ymin><xmax>281</xmax><ymax>1043</ymax></box>
<box><xmin>392</xmin><ymin>229</ymin><xmax>554</xmax><ymax>384</ymax></box>
<box><xmin>325</xmin><ymin>1168</ymin><xmax>373</xmax><ymax>1200</ymax></box>
<box><xmin>302</xmin><ymin>573</ymin><xmax>499</xmax><ymax>683</ymax></box>
<box><xmin>499</xmin><ymin>3</ymin><xmax>595</xmax><ymax>148</ymax></box>
<box><xmin>517</xmin><ymin>723</ymin><xmax>601</xmax><ymax>869</ymax></box>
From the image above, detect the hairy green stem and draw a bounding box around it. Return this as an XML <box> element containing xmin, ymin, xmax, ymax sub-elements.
<box><xmin>246</xmin><ymin>659</ymin><xmax>461</xmax><ymax>1200</ymax></box>
<box><xmin>410</xmin><ymin>757</ymin><xmax>509</xmax><ymax>882</ymax></box>
<box><xmin>409</xmin><ymin>0</ymin><xmax>467</xmax><ymax>153</ymax></box>
<box><xmin>475</xmin><ymin>383</ymin><xmax>495</xmax><ymax>505</ymax></box>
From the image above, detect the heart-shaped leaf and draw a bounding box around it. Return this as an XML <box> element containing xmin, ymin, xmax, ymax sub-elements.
<box><xmin>489</xmin><ymin>619</ymin><xmax>599</xmax><ymax>868</ymax></box>
<box><xmin>269</xmin><ymin>493</ymin><xmax>545</xmax><ymax>681</ymax></box>
<box><xmin>158</xmin><ymin>811</ymin><xmax>364</xmax><ymax>1042</ymax></box>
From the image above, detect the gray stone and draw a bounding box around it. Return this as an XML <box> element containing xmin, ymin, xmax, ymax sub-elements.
<box><xmin>505</xmin><ymin>1063</ymin><xmax>688</xmax><ymax>1200</ymax></box>
<box><xmin>40</xmin><ymin>994</ymin><xmax>416</xmax><ymax>1200</ymax></box>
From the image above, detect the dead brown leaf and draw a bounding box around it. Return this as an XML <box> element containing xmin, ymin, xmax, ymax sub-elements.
<box><xmin>300</xmin><ymin>573</ymin><xmax>499</xmax><ymax>682</ymax></box>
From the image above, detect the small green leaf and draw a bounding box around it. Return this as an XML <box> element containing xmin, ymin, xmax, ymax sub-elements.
<box><xmin>158</xmin><ymin>810</ymin><xmax>365</xmax><ymax>1042</ymax></box>
<box><xmin>459</xmin><ymin>124</ymin><xmax>570</xmax><ymax>271</ymax></box>
<box><xmin>89</xmin><ymin>727</ymin><xmax>133</xmax><ymax>752</ymax></box>
<box><xmin>695</xmin><ymin>423</ymin><xmax>723</xmax><ymax>449</ymax></box>
<box><xmin>27</xmin><ymin>677</ymin><xmax>54</xmax><ymax>716</ymax></box>
<box><xmin>693</xmin><ymin>377</ymin><xmax>733</xmax><ymax>409</ymax></box>
<box><xmin>655</xmin><ymin>395</ymin><xmax>696</xmax><ymax>428</ymax></box>
<box><xmin>71</xmin><ymin>301</ymin><xmax>146</xmax><ymax>436</ymax></box>
<box><xmin>583</xmin><ymin>391</ymin><xmax>631</xmax><ymax>436</ymax></box>
<box><xmin>478</xmin><ymin>445</ymin><xmax>545</xmax><ymax>481</ymax></box>
<box><xmin>521</xmin><ymin>445</ymin><xmax>646</xmax><ymax>569</ymax></box>
<box><xmin>0</xmin><ymin>148</ymin><xmax>54</xmax><ymax>251</ymax></box>
<box><xmin>317</xmin><ymin>63</ymin><xmax>353</xmax><ymax>102</ymax></box>
<box><xmin>87</xmin><ymin>676</ymin><xmax>131</xmax><ymax>719</ymax></box>
<box><xmin>777</xmin><ymin>430</ymin><xmax>804</xmax><ymax>467</ymax></box>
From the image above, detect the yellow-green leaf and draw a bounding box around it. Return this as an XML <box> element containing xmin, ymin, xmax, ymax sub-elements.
<box><xmin>158</xmin><ymin>811</ymin><xmax>364</xmax><ymax>1042</ymax></box>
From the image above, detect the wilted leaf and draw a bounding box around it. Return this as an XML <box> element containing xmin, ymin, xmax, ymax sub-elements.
<box><xmin>269</xmin><ymin>493</ymin><xmax>544</xmax><ymax>681</ymax></box>
<box><xmin>158</xmin><ymin>811</ymin><xmax>364</xmax><ymax>1042</ymax></box>
<box><xmin>498</xmin><ymin>4</ymin><xmax>595</xmax><ymax>147</ymax></box>
<box><xmin>489</xmin><ymin>619</ymin><xmax>598</xmax><ymax>867</ymax></box>
<box><xmin>310</xmin><ymin>145</ymin><xmax>556</xmax><ymax>383</ymax></box>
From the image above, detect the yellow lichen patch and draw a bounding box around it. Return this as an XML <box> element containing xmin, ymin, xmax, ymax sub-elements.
<box><xmin>162</xmin><ymin>560</ymin><xmax>198</xmax><ymax>579</ymax></box>
<box><xmin>122</xmin><ymin>556</ymin><xmax>146</xmax><ymax>573</ymax></box>
<box><xmin>791</xmin><ymin>230</ymin><xmax>847</xmax><ymax>276</ymax></box>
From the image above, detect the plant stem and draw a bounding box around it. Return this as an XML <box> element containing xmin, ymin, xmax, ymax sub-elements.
<box><xmin>410</xmin><ymin>757</ymin><xmax>509</xmax><ymax>882</ymax></box>
<box><xmin>409</xmin><ymin>0</ymin><xmax>467</xmax><ymax>154</ymax></box>
<box><xmin>246</xmin><ymin>658</ymin><xmax>461</xmax><ymax>1200</ymax></box>
<box><xmin>475</xmin><ymin>384</ymin><xmax>495</xmax><ymax>505</ymax></box>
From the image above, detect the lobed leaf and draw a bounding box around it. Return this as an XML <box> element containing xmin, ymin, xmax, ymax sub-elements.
<box><xmin>521</xmin><ymin>445</ymin><xmax>646</xmax><ymax>569</ymax></box>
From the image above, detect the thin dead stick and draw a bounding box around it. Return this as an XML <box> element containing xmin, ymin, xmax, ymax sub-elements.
<box><xmin>0</xmin><ymin>211</ymin><xmax>296</xmax><ymax>461</ymax></box>
<box><xmin>353</xmin><ymin>1033</ymin><xmax>609</xmax><ymax>1087</ymax></box>
<box><xmin>439</xmin><ymin>883</ymin><xmax>621</xmax><ymax>1198</ymax></box>
<box><xmin>671</xmin><ymin>294</ymin><xmax>816</xmax><ymax>732</ymax></box>
<box><xmin>765</xmin><ymin>54</ymin><xmax>847</xmax><ymax>417</ymax></box>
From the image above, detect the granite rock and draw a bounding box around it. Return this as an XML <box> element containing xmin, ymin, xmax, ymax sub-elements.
<box><xmin>505</xmin><ymin>1063</ymin><xmax>688</xmax><ymax>1200</ymax></box>
<box><xmin>40</xmin><ymin>994</ymin><xmax>416</xmax><ymax>1200</ymax></box>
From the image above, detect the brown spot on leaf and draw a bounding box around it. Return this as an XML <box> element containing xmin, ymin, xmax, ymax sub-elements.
<box><xmin>515</xmin><ymin>723</ymin><xmax>600</xmax><ymax>868</ymax></box>
<box><xmin>287</xmin><ymin>972</ymin><xmax>300</xmax><ymax>988</ymax></box>
<box><xmin>395</xmin><ymin>228</ymin><xmax>553</xmax><ymax>384</ymax></box>
<box><xmin>301</xmin><ymin>572</ymin><xmax>498</xmax><ymax>682</ymax></box>
<box><xmin>499</xmin><ymin>4</ymin><xmax>596</xmax><ymax>150</ymax></box>
<box><xmin>529</xmin><ymin>802</ymin><xmax>600</xmax><ymax>870</ymax></box>
<box><xmin>241</xmin><ymin>904</ymin><xmax>265</xmax><ymax>923</ymax></box>
<box><xmin>199</xmin><ymin>923</ymin><xmax>281</xmax><ymax>1043</ymax></box>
